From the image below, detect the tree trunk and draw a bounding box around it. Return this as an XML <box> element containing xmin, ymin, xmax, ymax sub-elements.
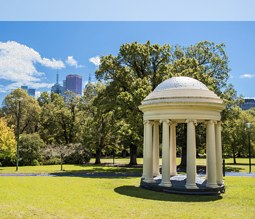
<box><xmin>95</xmin><ymin>148</ymin><xmax>101</xmax><ymax>164</ymax></box>
<box><xmin>129</xmin><ymin>144</ymin><xmax>137</xmax><ymax>165</ymax></box>
<box><xmin>60</xmin><ymin>153</ymin><xmax>64</xmax><ymax>171</ymax></box>
<box><xmin>232</xmin><ymin>143</ymin><xmax>236</xmax><ymax>164</ymax></box>
<box><xmin>69</xmin><ymin>105</ymin><xmax>75</xmax><ymax>143</ymax></box>
<box><xmin>179</xmin><ymin>144</ymin><xmax>187</xmax><ymax>170</ymax></box>
<box><xmin>179</xmin><ymin>124</ymin><xmax>187</xmax><ymax>171</ymax></box>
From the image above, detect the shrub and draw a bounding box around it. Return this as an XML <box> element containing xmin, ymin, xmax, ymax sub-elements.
<box><xmin>41</xmin><ymin>143</ymin><xmax>91</xmax><ymax>165</ymax></box>
<box><xmin>19</xmin><ymin>133</ymin><xmax>45</xmax><ymax>166</ymax></box>
<box><xmin>64</xmin><ymin>145</ymin><xmax>91</xmax><ymax>164</ymax></box>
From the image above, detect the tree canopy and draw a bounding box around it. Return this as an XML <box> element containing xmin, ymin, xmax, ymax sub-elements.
<box><xmin>96</xmin><ymin>41</ymin><xmax>233</xmax><ymax>165</ymax></box>
<box><xmin>0</xmin><ymin>40</ymin><xmax>254</xmax><ymax>167</ymax></box>
<box><xmin>0</xmin><ymin>117</ymin><xmax>16</xmax><ymax>165</ymax></box>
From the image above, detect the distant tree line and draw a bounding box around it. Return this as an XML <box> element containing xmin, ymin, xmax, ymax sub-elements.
<box><xmin>0</xmin><ymin>41</ymin><xmax>254</xmax><ymax>167</ymax></box>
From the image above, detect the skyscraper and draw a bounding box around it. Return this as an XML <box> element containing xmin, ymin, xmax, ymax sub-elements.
<box><xmin>21</xmin><ymin>85</ymin><xmax>35</xmax><ymax>97</ymax></box>
<box><xmin>21</xmin><ymin>85</ymin><xmax>28</xmax><ymax>91</ymax></box>
<box><xmin>51</xmin><ymin>72</ymin><xmax>64</xmax><ymax>95</ymax></box>
<box><xmin>28</xmin><ymin>88</ymin><xmax>35</xmax><ymax>97</ymax></box>
<box><xmin>241</xmin><ymin>98</ymin><xmax>255</xmax><ymax>110</ymax></box>
<box><xmin>65</xmin><ymin>74</ymin><xmax>82</xmax><ymax>95</ymax></box>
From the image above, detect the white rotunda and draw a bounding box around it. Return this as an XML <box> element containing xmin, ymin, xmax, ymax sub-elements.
<box><xmin>139</xmin><ymin>76</ymin><xmax>225</xmax><ymax>194</ymax></box>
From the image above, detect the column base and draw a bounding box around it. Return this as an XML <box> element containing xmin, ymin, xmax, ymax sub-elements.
<box><xmin>143</xmin><ymin>178</ymin><xmax>155</xmax><ymax>183</ymax></box>
<box><xmin>153</xmin><ymin>172</ymin><xmax>160</xmax><ymax>177</ymax></box>
<box><xmin>159</xmin><ymin>181</ymin><xmax>172</xmax><ymax>187</ymax></box>
<box><xmin>206</xmin><ymin>182</ymin><xmax>218</xmax><ymax>188</ymax></box>
<box><xmin>217</xmin><ymin>181</ymin><xmax>224</xmax><ymax>186</ymax></box>
<box><xmin>185</xmin><ymin>183</ymin><xmax>198</xmax><ymax>189</ymax></box>
<box><xmin>170</xmin><ymin>171</ymin><xmax>177</xmax><ymax>176</ymax></box>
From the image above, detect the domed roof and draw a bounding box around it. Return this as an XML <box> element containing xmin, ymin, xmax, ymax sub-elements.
<box><xmin>155</xmin><ymin>76</ymin><xmax>209</xmax><ymax>91</ymax></box>
<box><xmin>142</xmin><ymin>76</ymin><xmax>223</xmax><ymax>105</ymax></box>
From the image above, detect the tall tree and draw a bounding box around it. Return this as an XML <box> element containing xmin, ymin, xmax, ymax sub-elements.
<box><xmin>222</xmin><ymin>107</ymin><xmax>255</xmax><ymax>163</ymax></box>
<box><xmin>170</xmin><ymin>41</ymin><xmax>231</xmax><ymax>167</ymax></box>
<box><xmin>77</xmin><ymin>82</ymin><xmax>119</xmax><ymax>164</ymax></box>
<box><xmin>2</xmin><ymin>88</ymin><xmax>41</xmax><ymax>135</ymax></box>
<box><xmin>96</xmin><ymin>41</ymin><xmax>170</xmax><ymax>165</ymax></box>
<box><xmin>0</xmin><ymin>117</ymin><xmax>16</xmax><ymax>165</ymax></box>
<box><xmin>96</xmin><ymin>41</ymin><xmax>231</xmax><ymax>166</ymax></box>
<box><xmin>38</xmin><ymin>92</ymin><xmax>79</xmax><ymax>145</ymax></box>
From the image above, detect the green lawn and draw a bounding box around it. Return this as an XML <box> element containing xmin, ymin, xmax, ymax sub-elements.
<box><xmin>0</xmin><ymin>157</ymin><xmax>253</xmax><ymax>174</ymax></box>
<box><xmin>0</xmin><ymin>175</ymin><xmax>254</xmax><ymax>218</ymax></box>
<box><xmin>0</xmin><ymin>159</ymin><xmax>254</xmax><ymax>218</ymax></box>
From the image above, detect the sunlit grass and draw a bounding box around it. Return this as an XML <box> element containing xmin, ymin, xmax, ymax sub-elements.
<box><xmin>0</xmin><ymin>176</ymin><xmax>254</xmax><ymax>218</ymax></box>
<box><xmin>0</xmin><ymin>157</ymin><xmax>254</xmax><ymax>174</ymax></box>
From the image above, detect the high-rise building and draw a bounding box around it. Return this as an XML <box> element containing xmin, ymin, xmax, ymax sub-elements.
<box><xmin>65</xmin><ymin>74</ymin><xmax>82</xmax><ymax>95</ymax></box>
<box><xmin>28</xmin><ymin>88</ymin><xmax>35</xmax><ymax>97</ymax></box>
<box><xmin>21</xmin><ymin>85</ymin><xmax>35</xmax><ymax>97</ymax></box>
<box><xmin>241</xmin><ymin>98</ymin><xmax>255</xmax><ymax>110</ymax></box>
<box><xmin>21</xmin><ymin>85</ymin><xmax>28</xmax><ymax>91</ymax></box>
<box><xmin>51</xmin><ymin>72</ymin><xmax>64</xmax><ymax>95</ymax></box>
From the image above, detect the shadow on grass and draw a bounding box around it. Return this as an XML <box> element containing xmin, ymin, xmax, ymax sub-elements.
<box><xmin>114</xmin><ymin>186</ymin><xmax>222</xmax><ymax>202</ymax></box>
<box><xmin>225</xmin><ymin>166</ymin><xmax>244</xmax><ymax>172</ymax></box>
<box><xmin>49</xmin><ymin>166</ymin><xmax>142</xmax><ymax>179</ymax></box>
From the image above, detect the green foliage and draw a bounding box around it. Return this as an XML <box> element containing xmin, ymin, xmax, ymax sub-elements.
<box><xmin>0</xmin><ymin>117</ymin><xmax>16</xmax><ymax>166</ymax></box>
<box><xmin>19</xmin><ymin>133</ymin><xmax>45</xmax><ymax>166</ymax></box>
<box><xmin>78</xmin><ymin>82</ymin><xmax>120</xmax><ymax>164</ymax></box>
<box><xmin>63</xmin><ymin>144</ymin><xmax>91</xmax><ymax>164</ymax></box>
<box><xmin>1</xmin><ymin>41</ymin><xmax>250</xmax><ymax>167</ymax></box>
<box><xmin>41</xmin><ymin>143</ymin><xmax>90</xmax><ymax>166</ymax></box>
<box><xmin>222</xmin><ymin>107</ymin><xmax>255</xmax><ymax>162</ymax></box>
<box><xmin>96</xmin><ymin>41</ymin><xmax>232</xmax><ymax>164</ymax></box>
<box><xmin>2</xmin><ymin>88</ymin><xmax>41</xmax><ymax>134</ymax></box>
<box><xmin>38</xmin><ymin>92</ymin><xmax>80</xmax><ymax>145</ymax></box>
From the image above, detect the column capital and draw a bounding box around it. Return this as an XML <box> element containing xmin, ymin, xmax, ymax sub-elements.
<box><xmin>185</xmin><ymin>119</ymin><xmax>197</xmax><ymax>125</ymax></box>
<box><xmin>206</xmin><ymin>120</ymin><xmax>216</xmax><ymax>125</ymax></box>
<box><xmin>143</xmin><ymin>120</ymin><xmax>153</xmax><ymax>125</ymax></box>
<box><xmin>215</xmin><ymin>121</ymin><xmax>222</xmax><ymax>125</ymax></box>
<box><xmin>153</xmin><ymin>120</ymin><xmax>160</xmax><ymax>126</ymax></box>
<box><xmin>160</xmin><ymin>119</ymin><xmax>171</xmax><ymax>125</ymax></box>
<box><xmin>170</xmin><ymin>121</ymin><xmax>177</xmax><ymax>126</ymax></box>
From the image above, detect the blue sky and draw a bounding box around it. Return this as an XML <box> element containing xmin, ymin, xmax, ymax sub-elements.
<box><xmin>0</xmin><ymin>22</ymin><xmax>255</xmax><ymax>103</ymax></box>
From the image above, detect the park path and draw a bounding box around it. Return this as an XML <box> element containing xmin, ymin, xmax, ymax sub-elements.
<box><xmin>0</xmin><ymin>172</ymin><xmax>255</xmax><ymax>177</ymax></box>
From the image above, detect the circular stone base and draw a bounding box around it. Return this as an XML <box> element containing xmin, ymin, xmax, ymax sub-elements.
<box><xmin>140</xmin><ymin>175</ymin><xmax>225</xmax><ymax>195</ymax></box>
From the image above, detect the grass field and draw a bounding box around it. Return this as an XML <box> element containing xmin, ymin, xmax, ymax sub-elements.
<box><xmin>0</xmin><ymin>175</ymin><xmax>254</xmax><ymax>218</ymax></box>
<box><xmin>0</xmin><ymin>157</ymin><xmax>254</xmax><ymax>174</ymax></box>
<box><xmin>0</xmin><ymin>158</ymin><xmax>254</xmax><ymax>218</ymax></box>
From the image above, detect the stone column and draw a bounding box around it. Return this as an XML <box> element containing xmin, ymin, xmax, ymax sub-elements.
<box><xmin>142</xmin><ymin>120</ymin><xmax>146</xmax><ymax>179</ymax></box>
<box><xmin>144</xmin><ymin>120</ymin><xmax>154</xmax><ymax>183</ymax></box>
<box><xmin>153</xmin><ymin>121</ymin><xmax>160</xmax><ymax>176</ymax></box>
<box><xmin>185</xmin><ymin>120</ymin><xmax>198</xmax><ymax>189</ymax></box>
<box><xmin>206</xmin><ymin>120</ymin><xmax>218</xmax><ymax>188</ymax></box>
<box><xmin>159</xmin><ymin>120</ymin><xmax>172</xmax><ymax>187</ymax></box>
<box><xmin>170</xmin><ymin>122</ymin><xmax>177</xmax><ymax>176</ymax></box>
<box><xmin>215</xmin><ymin>122</ymin><xmax>223</xmax><ymax>185</ymax></box>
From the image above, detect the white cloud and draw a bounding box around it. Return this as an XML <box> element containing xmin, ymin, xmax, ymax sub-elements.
<box><xmin>240</xmin><ymin>74</ymin><xmax>255</xmax><ymax>79</ymax></box>
<box><xmin>89</xmin><ymin>56</ymin><xmax>101</xmax><ymax>67</ymax></box>
<box><xmin>66</xmin><ymin>56</ymin><xmax>84</xmax><ymax>68</ymax></box>
<box><xmin>0</xmin><ymin>41</ymin><xmax>65</xmax><ymax>84</ymax></box>
<box><xmin>41</xmin><ymin>58</ymin><xmax>65</xmax><ymax>69</ymax></box>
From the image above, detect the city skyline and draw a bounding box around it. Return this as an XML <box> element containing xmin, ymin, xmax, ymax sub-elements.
<box><xmin>0</xmin><ymin>22</ymin><xmax>255</xmax><ymax>103</ymax></box>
